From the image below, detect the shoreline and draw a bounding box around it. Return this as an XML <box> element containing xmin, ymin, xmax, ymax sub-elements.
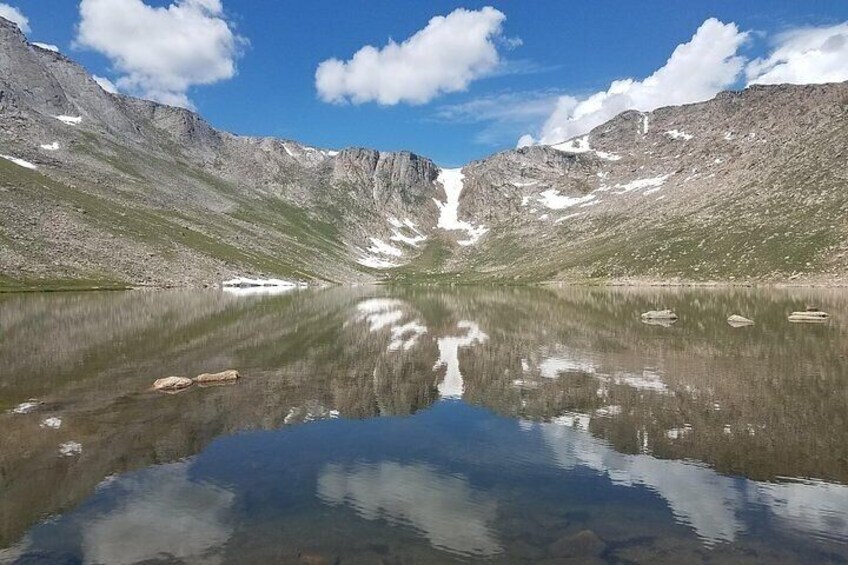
<box><xmin>3</xmin><ymin>278</ymin><xmax>848</xmax><ymax>294</ymax></box>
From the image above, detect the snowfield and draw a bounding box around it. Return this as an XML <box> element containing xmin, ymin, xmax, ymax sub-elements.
<box><xmin>0</xmin><ymin>154</ymin><xmax>37</xmax><ymax>169</ymax></box>
<box><xmin>434</xmin><ymin>168</ymin><xmax>488</xmax><ymax>245</ymax></box>
<box><xmin>55</xmin><ymin>115</ymin><xmax>82</xmax><ymax>125</ymax></box>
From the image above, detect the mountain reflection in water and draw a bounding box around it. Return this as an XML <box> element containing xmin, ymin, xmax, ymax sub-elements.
<box><xmin>0</xmin><ymin>286</ymin><xmax>847</xmax><ymax>563</ymax></box>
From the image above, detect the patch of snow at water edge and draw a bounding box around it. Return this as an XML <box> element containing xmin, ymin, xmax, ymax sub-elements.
<box><xmin>221</xmin><ymin>277</ymin><xmax>305</xmax><ymax>296</ymax></box>
<box><xmin>40</xmin><ymin>142</ymin><xmax>59</xmax><ymax>151</ymax></box>
<box><xmin>33</xmin><ymin>42</ymin><xmax>59</xmax><ymax>52</ymax></box>
<box><xmin>223</xmin><ymin>286</ymin><xmax>299</xmax><ymax>297</ymax></box>
<box><xmin>222</xmin><ymin>277</ymin><xmax>301</xmax><ymax>288</ymax></box>
<box><xmin>434</xmin><ymin>321</ymin><xmax>488</xmax><ymax>400</ymax></box>
<box><xmin>538</xmin><ymin>189</ymin><xmax>596</xmax><ymax>210</ymax></box>
<box><xmin>55</xmin><ymin>115</ymin><xmax>82</xmax><ymax>125</ymax></box>
<box><xmin>434</xmin><ymin>168</ymin><xmax>488</xmax><ymax>246</ymax></box>
<box><xmin>0</xmin><ymin>154</ymin><xmax>37</xmax><ymax>169</ymax></box>
<box><xmin>665</xmin><ymin>129</ymin><xmax>693</xmax><ymax>141</ymax></box>
<box><xmin>613</xmin><ymin>174</ymin><xmax>671</xmax><ymax>194</ymax></box>
<box><xmin>367</xmin><ymin>238</ymin><xmax>403</xmax><ymax>257</ymax></box>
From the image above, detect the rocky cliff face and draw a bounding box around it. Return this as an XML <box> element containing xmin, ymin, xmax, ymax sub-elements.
<box><xmin>0</xmin><ymin>15</ymin><xmax>846</xmax><ymax>288</ymax></box>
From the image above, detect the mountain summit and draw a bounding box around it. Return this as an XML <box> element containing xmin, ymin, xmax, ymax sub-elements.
<box><xmin>1</xmin><ymin>17</ymin><xmax>846</xmax><ymax>289</ymax></box>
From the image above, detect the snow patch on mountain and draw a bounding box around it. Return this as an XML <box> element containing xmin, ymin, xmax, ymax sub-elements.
<box><xmin>612</xmin><ymin>174</ymin><xmax>672</xmax><ymax>194</ymax></box>
<box><xmin>55</xmin><ymin>115</ymin><xmax>82</xmax><ymax>125</ymax></box>
<box><xmin>387</xmin><ymin>217</ymin><xmax>427</xmax><ymax>247</ymax></box>
<box><xmin>550</xmin><ymin>135</ymin><xmax>621</xmax><ymax>161</ymax></box>
<box><xmin>538</xmin><ymin>190</ymin><xmax>597</xmax><ymax>210</ymax></box>
<box><xmin>367</xmin><ymin>238</ymin><xmax>403</xmax><ymax>257</ymax></box>
<box><xmin>434</xmin><ymin>168</ymin><xmax>488</xmax><ymax>246</ymax></box>
<box><xmin>357</xmin><ymin>255</ymin><xmax>399</xmax><ymax>269</ymax></box>
<box><xmin>0</xmin><ymin>154</ymin><xmax>37</xmax><ymax>169</ymax></box>
<box><xmin>40</xmin><ymin>142</ymin><xmax>59</xmax><ymax>151</ymax></box>
<box><xmin>33</xmin><ymin>42</ymin><xmax>59</xmax><ymax>52</ymax></box>
<box><xmin>665</xmin><ymin>129</ymin><xmax>694</xmax><ymax>141</ymax></box>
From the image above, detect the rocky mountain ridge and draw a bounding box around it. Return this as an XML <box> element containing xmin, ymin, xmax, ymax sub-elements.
<box><xmin>1</xmin><ymin>16</ymin><xmax>847</xmax><ymax>289</ymax></box>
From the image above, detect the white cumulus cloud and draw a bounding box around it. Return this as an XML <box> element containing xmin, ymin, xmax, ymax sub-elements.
<box><xmin>746</xmin><ymin>21</ymin><xmax>848</xmax><ymax>86</ymax></box>
<box><xmin>76</xmin><ymin>0</ymin><xmax>244</xmax><ymax>109</ymax></box>
<box><xmin>316</xmin><ymin>7</ymin><xmax>509</xmax><ymax>105</ymax></box>
<box><xmin>0</xmin><ymin>3</ymin><xmax>29</xmax><ymax>34</ymax></box>
<box><xmin>524</xmin><ymin>18</ymin><xmax>749</xmax><ymax>146</ymax></box>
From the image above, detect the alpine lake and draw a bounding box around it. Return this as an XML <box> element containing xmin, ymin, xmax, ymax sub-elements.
<box><xmin>1</xmin><ymin>285</ymin><xmax>847</xmax><ymax>564</ymax></box>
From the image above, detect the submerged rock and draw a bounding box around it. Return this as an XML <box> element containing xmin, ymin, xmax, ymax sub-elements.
<box><xmin>727</xmin><ymin>314</ymin><xmax>754</xmax><ymax>327</ymax></box>
<box><xmin>641</xmin><ymin>310</ymin><xmax>678</xmax><ymax>321</ymax></box>
<box><xmin>153</xmin><ymin>376</ymin><xmax>194</xmax><ymax>391</ymax></box>
<box><xmin>194</xmin><ymin>369</ymin><xmax>240</xmax><ymax>384</ymax></box>
<box><xmin>549</xmin><ymin>529</ymin><xmax>607</xmax><ymax>559</ymax></box>
<box><xmin>788</xmin><ymin>310</ymin><xmax>830</xmax><ymax>323</ymax></box>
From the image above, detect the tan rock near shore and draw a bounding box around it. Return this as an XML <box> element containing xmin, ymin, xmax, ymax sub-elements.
<box><xmin>194</xmin><ymin>370</ymin><xmax>240</xmax><ymax>384</ymax></box>
<box><xmin>153</xmin><ymin>376</ymin><xmax>194</xmax><ymax>392</ymax></box>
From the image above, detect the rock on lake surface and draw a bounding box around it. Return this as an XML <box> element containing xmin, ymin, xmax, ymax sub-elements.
<box><xmin>1</xmin><ymin>286</ymin><xmax>847</xmax><ymax>563</ymax></box>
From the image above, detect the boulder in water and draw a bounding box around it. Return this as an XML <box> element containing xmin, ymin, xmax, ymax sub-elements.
<box><xmin>641</xmin><ymin>309</ymin><xmax>678</xmax><ymax>320</ymax></box>
<box><xmin>788</xmin><ymin>310</ymin><xmax>830</xmax><ymax>323</ymax></box>
<box><xmin>153</xmin><ymin>376</ymin><xmax>194</xmax><ymax>391</ymax></box>
<box><xmin>194</xmin><ymin>369</ymin><xmax>240</xmax><ymax>384</ymax></box>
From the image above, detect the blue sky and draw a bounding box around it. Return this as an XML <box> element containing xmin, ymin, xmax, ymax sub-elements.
<box><xmin>7</xmin><ymin>0</ymin><xmax>848</xmax><ymax>165</ymax></box>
